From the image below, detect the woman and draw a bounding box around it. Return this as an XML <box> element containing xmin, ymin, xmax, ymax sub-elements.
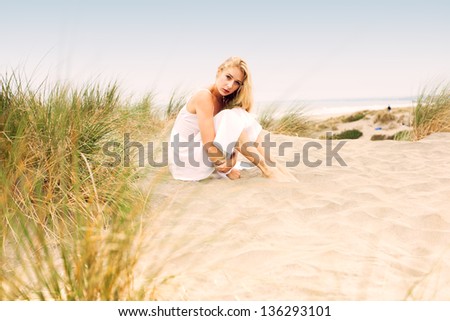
<box><xmin>168</xmin><ymin>56</ymin><xmax>296</xmax><ymax>182</ymax></box>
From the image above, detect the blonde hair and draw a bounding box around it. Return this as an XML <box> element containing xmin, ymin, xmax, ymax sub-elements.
<box><xmin>217</xmin><ymin>56</ymin><xmax>253</xmax><ymax>112</ymax></box>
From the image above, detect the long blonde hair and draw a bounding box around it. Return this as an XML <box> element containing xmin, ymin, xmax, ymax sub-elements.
<box><xmin>217</xmin><ymin>56</ymin><xmax>253</xmax><ymax>112</ymax></box>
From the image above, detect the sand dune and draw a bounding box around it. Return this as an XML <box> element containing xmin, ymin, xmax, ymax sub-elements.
<box><xmin>139</xmin><ymin>131</ymin><xmax>450</xmax><ymax>300</ymax></box>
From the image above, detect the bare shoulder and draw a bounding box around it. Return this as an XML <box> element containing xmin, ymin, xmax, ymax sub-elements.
<box><xmin>187</xmin><ymin>89</ymin><xmax>214</xmax><ymax>114</ymax></box>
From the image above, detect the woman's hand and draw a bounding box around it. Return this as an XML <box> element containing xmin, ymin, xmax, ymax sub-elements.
<box><xmin>215</xmin><ymin>150</ymin><xmax>238</xmax><ymax>173</ymax></box>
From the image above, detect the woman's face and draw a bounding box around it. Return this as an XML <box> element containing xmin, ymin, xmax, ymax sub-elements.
<box><xmin>215</xmin><ymin>67</ymin><xmax>244</xmax><ymax>97</ymax></box>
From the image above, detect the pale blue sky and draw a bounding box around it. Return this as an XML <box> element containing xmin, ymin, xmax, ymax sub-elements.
<box><xmin>1</xmin><ymin>0</ymin><xmax>449</xmax><ymax>103</ymax></box>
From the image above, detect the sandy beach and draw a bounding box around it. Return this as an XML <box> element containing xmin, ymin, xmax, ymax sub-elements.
<box><xmin>138</xmin><ymin>111</ymin><xmax>450</xmax><ymax>300</ymax></box>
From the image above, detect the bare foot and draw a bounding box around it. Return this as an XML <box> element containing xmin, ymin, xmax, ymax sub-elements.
<box><xmin>226</xmin><ymin>168</ymin><xmax>241</xmax><ymax>180</ymax></box>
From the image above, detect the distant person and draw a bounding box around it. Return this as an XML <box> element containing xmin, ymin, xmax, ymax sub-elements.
<box><xmin>387</xmin><ymin>105</ymin><xmax>391</xmax><ymax>112</ymax></box>
<box><xmin>168</xmin><ymin>56</ymin><xmax>296</xmax><ymax>182</ymax></box>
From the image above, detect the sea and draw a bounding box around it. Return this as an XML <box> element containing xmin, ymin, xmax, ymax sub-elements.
<box><xmin>253</xmin><ymin>96</ymin><xmax>415</xmax><ymax>117</ymax></box>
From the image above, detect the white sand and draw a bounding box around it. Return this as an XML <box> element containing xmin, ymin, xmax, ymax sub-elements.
<box><xmin>138</xmin><ymin>128</ymin><xmax>450</xmax><ymax>300</ymax></box>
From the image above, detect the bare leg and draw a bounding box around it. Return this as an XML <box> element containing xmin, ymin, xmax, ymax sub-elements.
<box><xmin>236</xmin><ymin>131</ymin><xmax>298</xmax><ymax>182</ymax></box>
<box><xmin>254</xmin><ymin>131</ymin><xmax>277</xmax><ymax>165</ymax></box>
<box><xmin>254</xmin><ymin>131</ymin><xmax>298</xmax><ymax>179</ymax></box>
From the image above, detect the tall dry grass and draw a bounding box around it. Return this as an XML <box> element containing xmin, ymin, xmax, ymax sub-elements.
<box><xmin>0</xmin><ymin>73</ymin><xmax>162</xmax><ymax>300</ymax></box>
<box><xmin>412</xmin><ymin>84</ymin><xmax>450</xmax><ymax>140</ymax></box>
<box><xmin>257</xmin><ymin>103</ymin><xmax>312</xmax><ymax>137</ymax></box>
<box><xmin>165</xmin><ymin>90</ymin><xmax>187</xmax><ymax>120</ymax></box>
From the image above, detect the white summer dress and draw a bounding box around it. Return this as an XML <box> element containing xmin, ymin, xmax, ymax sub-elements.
<box><xmin>168</xmin><ymin>89</ymin><xmax>262</xmax><ymax>181</ymax></box>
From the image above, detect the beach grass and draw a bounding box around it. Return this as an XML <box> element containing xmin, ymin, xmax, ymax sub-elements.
<box><xmin>331</xmin><ymin>129</ymin><xmax>363</xmax><ymax>140</ymax></box>
<box><xmin>373</xmin><ymin>110</ymin><xmax>397</xmax><ymax>124</ymax></box>
<box><xmin>257</xmin><ymin>103</ymin><xmax>312</xmax><ymax>137</ymax></box>
<box><xmin>342</xmin><ymin>111</ymin><xmax>367</xmax><ymax>123</ymax></box>
<box><xmin>392</xmin><ymin>130</ymin><xmax>412</xmax><ymax>141</ymax></box>
<box><xmin>165</xmin><ymin>90</ymin><xmax>187</xmax><ymax>120</ymax></box>
<box><xmin>0</xmin><ymin>73</ymin><xmax>158</xmax><ymax>300</ymax></box>
<box><xmin>411</xmin><ymin>84</ymin><xmax>450</xmax><ymax>140</ymax></box>
<box><xmin>370</xmin><ymin>134</ymin><xmax>387</xmax><ymax>141</ymax></box>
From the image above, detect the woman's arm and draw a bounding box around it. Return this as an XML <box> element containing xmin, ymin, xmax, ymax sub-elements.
<box><xmin>189</xmin><ymin>91</ymin><xmax>225</xmax><ymax>165</ymax></box>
